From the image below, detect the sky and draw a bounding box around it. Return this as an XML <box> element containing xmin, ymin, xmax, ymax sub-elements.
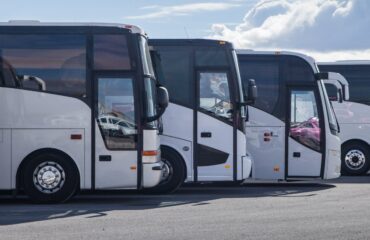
<box><xmin>1</xmin><ymin>0</ymin><xmax>369</xmax><ymax>61</ymax></box>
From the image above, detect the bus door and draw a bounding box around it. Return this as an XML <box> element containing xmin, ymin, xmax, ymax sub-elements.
<box><xmin>196</xmin><ymin>70</ymin><xmax>234</xmax><ymax>181</ymax></box>
<box><xmin>287</xmin><ymin>87</ymin><xmax>324</xmax><ymax>178</ymax></box>
<box><xmin>94</xmin><ymin>75</ymin><xmax>140</xmax><ymax>189</ymax></box>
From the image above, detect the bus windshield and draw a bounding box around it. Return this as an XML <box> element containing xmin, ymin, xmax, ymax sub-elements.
<box><xmin>232</xmin><ymin>50</ymin><xmax>246</xmax><ymax>117</ymax></box>
<box><xmin>320</xmin><ymin>80</ymin><xmax>339</xmax><ymax>134</ymax></box>
<box><xmin>139</xmin><ymin>36</ymin><xmax>157</xmax><ymax>123</ymax></box>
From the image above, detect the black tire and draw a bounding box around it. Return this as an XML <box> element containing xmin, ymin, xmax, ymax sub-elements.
<box><xmin>144</xmin><ymin>147</ymin><xmax>186</xmax><ymax>194</ymax></box>
<box><xmin>22</xmin><ymin>152</ymin><xmax>79</xmax><ymax>203</ymax></box>
<box><xmin>341</xmin><ymin>142</ymin><xmax>370</xmax><ymax>176</ymax></box>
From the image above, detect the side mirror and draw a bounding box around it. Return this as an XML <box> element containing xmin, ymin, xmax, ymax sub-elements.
<box><xmin>245</xmin><ymin>79</ymin><xmax>257</xmax><ymax>104</ymax></box>
<box><xmin>18</xmin><ymin>75</ymin><xmax>46</xmax><ymax>91</ymax></box>
<box><xmin>157</xmin><ymin>86</ymin><xmax>169</xmax><ymax>109</ymax></box>
<box><xmin>337</xmin><ymin>89</ymin><xmax>343</xmax><ymax>103</ymax></box>
<box><xmin>146</xmin><ymin>85</ymin><xmax>169</xmax><ymax>123</ymax></box>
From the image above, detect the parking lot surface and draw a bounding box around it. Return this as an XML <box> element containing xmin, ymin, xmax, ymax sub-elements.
<box><xmin>1</xmin><ymin>176</ymin><xmax>370</xmax><ymax>240</ymax></box>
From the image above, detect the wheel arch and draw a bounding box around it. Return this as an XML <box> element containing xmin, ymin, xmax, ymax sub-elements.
<box><xmin>16</xmin><ymin>148</ymin><xmax>81</xmax><ymax>191</ymax></box>
<box><xmin>160</xmin><ymin>145</ymin><xmax>187</xmax><ymax>181</ymax></box>
<box><xmin>342</xmin><ymin>139</ymin><xmax>370</xmax><ymax>150</ymax></box>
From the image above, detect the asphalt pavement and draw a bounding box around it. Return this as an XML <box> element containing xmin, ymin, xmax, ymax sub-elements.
<box><xmin>1</xmin><ymin>176</ymin><xmax>370</xmax><ymax>240</ymax></box>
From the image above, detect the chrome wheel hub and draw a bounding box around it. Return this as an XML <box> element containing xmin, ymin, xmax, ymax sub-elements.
<box><xmin>33</xmin><ymin>162</ymin><xmax>65</xmax><ymax>194</ymax></box>
<box><xmin>161</xmin><ymin>159</ymin><xmax>173</xmax><ymax>183</ymax></box>
<box><xmin>345</xmin><ymin>149</ymin><xmax>366</xmax><ymax>170</ymax></box>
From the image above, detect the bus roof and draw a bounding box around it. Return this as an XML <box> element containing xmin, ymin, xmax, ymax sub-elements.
<box><xmin>236</xmin><ymin>49</ymin><xmax>318</xmax><ymax>73</ymax></box>
<box><xmin>318</xmin><ymin>60</ymin><xmax>370</xmax><ymax>66</ymax></box>
<box><xmin>0</xmin><ymin>21</ymin><xmax>145</xmax><ymax>35</ymax></box>
<box><xmin>149</xmin><ymin>38</ymin><xmax>234</xmax><ymax>49</ymax></box>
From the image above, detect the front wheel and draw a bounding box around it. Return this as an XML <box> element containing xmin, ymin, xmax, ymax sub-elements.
<box><xmin>144</xmin><ymin>147</ymin><xmax>186</xmax><ymax>194</ymax></box>
<box><xmin>342</xmin><ymin>143</ymin><xmax>370</xmax><ymax>175</ymax></box>
<box><xmin>22</xmin><ymin>153</ymin><xmax>79</xmax><ymax>203</ymax></box>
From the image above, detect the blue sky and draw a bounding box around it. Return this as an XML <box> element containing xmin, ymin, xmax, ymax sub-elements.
<box><xmin>1</xmin><ymin>0</ymin><xmax>369</xmax><ymax>61</ymax></box>
<box><xmin>0</xmin><ymin>0</ymin><xmax>257</xmax><ymax>38</ymax></box>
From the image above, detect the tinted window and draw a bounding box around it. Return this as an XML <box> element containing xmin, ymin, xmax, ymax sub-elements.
<box><xmin>100</xmin><ymin>118</ymin><xmax>107</xmax><ymax>123</ymax></box>
<box><xmin>238</xmin><ymin>58</ymin><xmax>280</xmax><ymax>115</ymax></box>
<box><xmin>0</xmin><ymin>59</ymin><xmax>20</xmax><ymax>87</ymax></box>
<box><xmin>97</xmin><ymin>77</ymin><xmax>137</xmax><ymax>149</ymax></box>
<box><xmin>289</xmin><ymin>90</ymin><xmax>321</xmax><ymax>151</ymax></box>
<box><xmin>319</xmin><ymin>64</ymin><xmax>370</xmax><ymax>104</ymax></box>
<box><xmin>324</xmin><ymin>83</ymin><xmax>339</xmax><ymax>101</ymax></box>
<box><xmin>94</xmin><ymin>34</ymin><xmax>131</xmax><ymax>70</ymax></box>
<box><xmin>155</xmin><ymin>47</ymin><xmax>193</xmax><ymax>107</ymax></box>
<box><xmin>144</xmin><ymin>77</ymin><xmax>157</xmax><ymax>127</ymax></box>
<box><xmin>139</xmin><ymin>36</ymin><xmax>154</xmax><ymax>76</ymax></box>
<box><xmin>285</xmin><ymin>57</ymin><xmax>315</xmax><ymax>83</ymax></box>
<box><xmin>199</xmin><ymin>72</ymin><xmax>232</xmax><ymax>120</ymax></box>
<box><xmin>0</xmin><ymin>34</ymin><xmax>86</xmax><ymax>97</ymax></box>
<box><xmin>195</xmin><ymin>48</ymin><xmax>228</xmax><ymax>67</ymax></box>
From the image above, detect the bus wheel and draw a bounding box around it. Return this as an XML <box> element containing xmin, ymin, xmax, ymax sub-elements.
<box><xmin>342</xmin><ymin>143</ymin><xmax>370</xmax><ymax>176</ymax></box>
<box><xmin>22</xmin><ymin>153</ymin><xmax>79</xmax><ymax>203</ymax></box>
<box><xmin>145</xmin><ymin>147</ymin><xmax>185</xmax><ymax>194</ymax></box>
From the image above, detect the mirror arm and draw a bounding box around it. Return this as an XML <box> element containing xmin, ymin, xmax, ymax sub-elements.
<box><xmin>146</xmin><ymin>106</ymin><xmax>165</xmax><ymax>123</ymax></box>
<box><xmin>238</xmin><ymin>100</ymin><xmax>253</xmax><ymax>107</ymax></box>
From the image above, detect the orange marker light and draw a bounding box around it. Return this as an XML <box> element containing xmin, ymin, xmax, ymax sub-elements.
<box><xmin>130</xmin><ymin>165</ymin><xmax>137</xmax><ymax>170</ymax></box>
<box><xmin>142</xmin><ymin>150</ymin><xmax>158</xmax><ymax>156</ymax></box>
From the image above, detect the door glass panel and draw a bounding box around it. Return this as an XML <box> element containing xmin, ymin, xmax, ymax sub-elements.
<box><xmin>199</xmin><ymin>72</ymin><xmax>232</xmax><ymax>120</ymax></box>
<box><xmin>289</xmin><ymin>90</ymin><xmax>321</xmax><ymax>151</ymax></box>
<box><xmin>97</xmin><ymin>78</ymin><xmax>137</xmax><ymax>149</ymax></box>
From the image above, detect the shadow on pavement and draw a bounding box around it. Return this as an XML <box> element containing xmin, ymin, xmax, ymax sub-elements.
<box><xmin>322</xmin><ymin>175</ymin><xmax>370</xmax><ymax>184</ymax></box>
<box><xmin>0</xmin><ymin>182</ymin><xmax>335</xmax><ymax>226</ymax></box>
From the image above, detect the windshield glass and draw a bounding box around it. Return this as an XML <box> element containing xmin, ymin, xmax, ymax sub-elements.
<box><xmin>139</xmin><ymin>36</ymin><xmax>155</xmax><ymax>77</ymax></box>
<box><xmin>139</xmin><ymin>36</ymin><xmax>157</xmax><ymax>125</ymax></box>
<box><xmin>144</xmin><ymin>77</ymin><xmax>157</xmax><ymax>120</ymax></box>
<box><xmin>232</xmin><ymin>50</ymin><xmax>246</xmax><ymax>117</ymax></box>
<box><xmin>320</xmin><ymin>80</ymin><xmax>339</xmax><ymax>135</ymax></box>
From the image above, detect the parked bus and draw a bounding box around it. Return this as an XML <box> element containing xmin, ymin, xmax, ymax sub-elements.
<box><xmin>148</xmin><ymin>39</ymin><xmax>256</xmax><ymax>193</ymax></box>
<box><xmin>237</xmin><ymin>50</ymin><xmax>341</xmax><ymax>181</ymax></box>
<box><xmin>319</xmin><ymin>61</ymin><xmax>370</xmax><ymax>175</ymax></box>
<box><xmin>0</xmin><ymin>22</ymin><xmax>169</xmax><ymax>202</ymax></box>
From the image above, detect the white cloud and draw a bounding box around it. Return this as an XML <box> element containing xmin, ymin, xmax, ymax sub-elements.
<box><xmin>127</xmin><ymin>2</ymin><xmax>240</xmax><ymax>20</ymax></box>
<box><xmin>209</xmin><ymin>0</ymin><xmax>370</xmax><ymax>61</ymax></box>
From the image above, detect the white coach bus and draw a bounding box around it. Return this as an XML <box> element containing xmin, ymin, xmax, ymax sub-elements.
<box><xmin>148</xmin><ymin>39</ymin><xmax>257</xmax><ymax>193</ymax></box>
<box><xmin>319</xmin><ymin>61</ymin><xmax>370</xmax><ymax>175</ymax></box>
<box><xmin>0</xmin><ymin>22</ymin><xmax>169</xmax><ymax>202</ymax></box>
<box><xmin>237</xmin><ymin>50</ymin><xmax>341</xmax><ymax>181</ymax></box>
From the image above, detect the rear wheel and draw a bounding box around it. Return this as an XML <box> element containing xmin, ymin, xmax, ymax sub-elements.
<box><xmin>144</xmin><ymin>147</ymin><xmax>185</xmax><ymax>194</ymax></box>
<box><xmin>342</xmin><ymin>143</ymin><xmax>370</xmax><ymax>175</ymax></box>
<box><xmin>22</xmin><ymin>152</ymin><xmax>79</xmax><ymax>203</ymax></box>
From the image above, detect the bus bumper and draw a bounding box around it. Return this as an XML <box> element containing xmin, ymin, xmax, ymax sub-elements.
<box><xmin>242</xmin><ymin>155</ymin><xmax>252</xmax><ymax>179</ymax></box>
<box><xmin>142</xmin><ymin>162</ymin><xmax>164</xmax><ymax>188</ymax></box>
<box><xmin>324</xmin><ymin>134</ymin><xmax>341</xmax><ymax>179</ymax></box>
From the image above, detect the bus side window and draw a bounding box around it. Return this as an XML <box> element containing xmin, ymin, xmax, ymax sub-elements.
<box><xmin>238</xmin><ymin>59</ymin><xmax>280</xmax><ymax>117</ymax></box>
<box><xmin>154</xmin><ymin>47</ymin><xmax>193</xmax><ymax>107</ymax></box>
<box><xmin>93</xmin><ymin>34</ymin><xmax>131</xmax><ymax>71</ymax></box>
<box><xmin>0</xmin><ymin>34</ymin><xmax>87</xmax><ymax>97</ymax></box>
<box><xmin>0</xmin><ymin>59</ymin><xmax>20</xmax><ymax>88</ymax></box>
